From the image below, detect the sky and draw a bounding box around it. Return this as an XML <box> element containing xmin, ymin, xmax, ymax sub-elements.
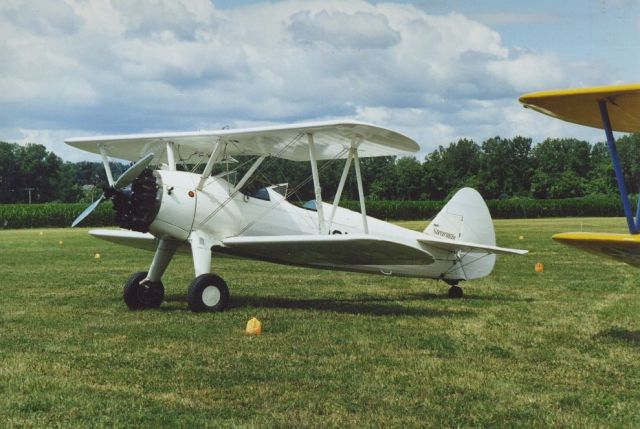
<box><xmin>0</xmin><ymin>0</ymin><xmax>638</xmax><ymax>162</ymax></box>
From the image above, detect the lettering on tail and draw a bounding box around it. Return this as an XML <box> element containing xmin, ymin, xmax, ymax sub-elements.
<box><xmin>433</xmin><ymin>228</ymin><xmax>457</xmax><ymax>240</ymax></box>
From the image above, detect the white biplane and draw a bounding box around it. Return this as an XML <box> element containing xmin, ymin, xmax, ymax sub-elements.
<box><xmin>67</xmin><ymin>120</ymin><xmax>527</xmax><ymax>312</ymax></box>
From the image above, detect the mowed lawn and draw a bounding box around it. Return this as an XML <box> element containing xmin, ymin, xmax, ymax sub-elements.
<box><xmin>1</xmin><ymin>218</ymin><xmax>639</xmax><ymax>428</ymax></box>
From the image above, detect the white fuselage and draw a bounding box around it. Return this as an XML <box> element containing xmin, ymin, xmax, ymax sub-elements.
<box><xmin>147</xmin><ymin>170</ymin><xmax>463</xmax><ymax>280</ymax></box>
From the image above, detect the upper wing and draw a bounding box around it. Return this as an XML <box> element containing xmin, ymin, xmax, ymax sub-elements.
<box><xmin>417</xmin><ymin>235</ymin><xmax>528</xmax><ymax>255</ymax></box>
<box><xmin>65</xmin><ymin>120</ymin><xmax>419</xmax><ymax>163</ymax></box>
<box><xmin>220</xmin><ymin>234</ymin><xmax>434</xmax><ymax>266</ymax></box>
<box><xmin>519</xmin><ymin>83</ymin><xmax>640</xmax><ymax>132</ymax></box>
<box><xmin>553</xmin><ymin>231</ymin><xmax>640</xmax><ymax>268</ymax></box>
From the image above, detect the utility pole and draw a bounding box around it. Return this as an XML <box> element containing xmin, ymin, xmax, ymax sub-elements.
<box><xmin>25</xmin><ymin>187</ymin><xmax>34</xmax><ymax>204</ymax></box>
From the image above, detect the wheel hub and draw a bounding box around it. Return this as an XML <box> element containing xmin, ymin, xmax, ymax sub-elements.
<box><xmin>202</xmin><ymin>285</ymin><xmax>221</xmax><ymax>307</ymax></box>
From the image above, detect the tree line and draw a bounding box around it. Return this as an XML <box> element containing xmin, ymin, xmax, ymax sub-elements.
<box><xmin>0</xmin><ymin>142</ymin><xmax>126</xmax><ymax>204</ymax></box>
<box><xmin>1</xmin><ymin>134</ymin><xmax>639</xmax><ymax>204</ymax></box>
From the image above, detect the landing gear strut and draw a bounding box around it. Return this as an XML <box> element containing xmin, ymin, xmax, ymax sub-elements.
<box><xmin>121</xmin><ymin>233</ymin><xmax>231</xmax><ymax>312</ymax></box>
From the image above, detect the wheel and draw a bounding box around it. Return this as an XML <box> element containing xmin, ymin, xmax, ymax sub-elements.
<box><xmin>187</xmin><ymin>273</ymin><xmax>229</xmax><ymax>313</ymax></box>
<box><xmin>123</xmin><ymin>271</ymin><xmax>165</xmax><ymax>310</ymax></box>
<box><xmin>447</xmin><ymin>285</ymin><xmax>463</xmax><ymax>299</ymax></box>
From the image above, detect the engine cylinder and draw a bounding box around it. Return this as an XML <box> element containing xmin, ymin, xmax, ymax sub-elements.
<box><xmin>113</xmin><ymin>169</ymin><xmax>162</xmax><ymax>232</ymax></box>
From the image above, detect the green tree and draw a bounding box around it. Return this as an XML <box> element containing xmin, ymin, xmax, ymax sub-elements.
<box><xmin>15</xmin><ymin>143</ymin><xmax>63</xmax><ymax>203</ymax></box>
<box><xmin>422</xmin><ymin>139</ymin><xmax>481</xmax><ymax>199</ymax></box>
<box><xmin>530</xmin><ymin>138</ymin><xmax>591</xmax><ymax>198</ymax></box>
<box><xmin>478</xmin><ymin>136</ymin><xmax>533</xmax><ymax>199</ymax></box>
<box><xmin>585</xmin><ymin>142</ymin><xmax>615</xmax><ymax>195</ymax></box>
<box><xmin>395</xmin><ymin>156</ymin><xmax>423</xmax><ymax>200</ymax></box>
<box><xmin>357</xmin><ymin>157</ymin><xmax>397</xmax><ymax>200</ymax></box>
<box><xmin>0</xmin><ymin>141</ymin><xmax>20</xmax><ymax>203</ymax></box>
<box><xmin>56</xmin><ymin>162</ymin><xmax>84</xmax><ymax>202</ymax></box>
<box><xmin>616</xmin><ymin>133</ymin><xmax>640</xmax><ymax>193</ymax></box>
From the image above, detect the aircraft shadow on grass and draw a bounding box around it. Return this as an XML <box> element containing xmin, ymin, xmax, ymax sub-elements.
<box><xmin>600</xmin><ymin>327</ymin><xmax>640</xmax><ymax>347</ymax></box>
<box><xmin>160</xmin><ymin>293</ymin><xmax>475</xmax><ymax>318</ymax></box>
<box><xmin>407</xmin><ymin>292</ymin><xmax>534</xmax><ymax>303</ymax></box>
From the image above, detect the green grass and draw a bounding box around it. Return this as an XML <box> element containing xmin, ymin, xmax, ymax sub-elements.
<box><xmin>1</xmin><ymin>218</ymin><xmax>639</xmax><ymax>428</ymax></box>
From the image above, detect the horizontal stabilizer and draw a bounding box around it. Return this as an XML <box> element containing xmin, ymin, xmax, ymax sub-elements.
<box><xmin>221</xmin><ymin>234</ymin><xmax>434</xmax><ymax>266</ymax></box>
<box><xmin>418</xmin><ymin>235</ymin><xmax>528</xmax><ymax>255</ymax></box>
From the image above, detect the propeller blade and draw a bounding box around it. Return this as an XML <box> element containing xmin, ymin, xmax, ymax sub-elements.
<box><xmin>114</xmin><ymin>153</ymin><xmax>155</xmax><ymax>190</ymax></box>
<box><xmin>71</xmin><ymin>195</ymin><xmax>105</xmax><ymax>227</ymax></box>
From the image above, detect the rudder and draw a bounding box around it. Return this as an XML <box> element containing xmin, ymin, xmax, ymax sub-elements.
<box><xmin>424</xmin><ymin>187</ymin><xmax>496</xmax><ymax>279</ymax></box>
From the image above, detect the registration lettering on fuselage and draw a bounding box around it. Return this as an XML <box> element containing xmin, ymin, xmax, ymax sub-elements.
<box><xmin>433</xmin><ymin>228</ymin><xmax>457</xmax><ymax>240</ymax></box>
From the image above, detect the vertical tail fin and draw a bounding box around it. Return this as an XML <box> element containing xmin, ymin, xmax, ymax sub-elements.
<box><xmin>424</xmin><ymin>187</ymin><xmax>496</xmax><ymax>280</ymax></box>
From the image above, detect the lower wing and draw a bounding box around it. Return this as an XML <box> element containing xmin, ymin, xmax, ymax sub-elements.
<box><xmin>90</xmin><ymin>229</ymin><xmax>160</xmax><ymax>252</ymax></box>
<box><xmin>553</xmin><ymin>232</ymin><xmax>640</xmax><ymax>268</ymax></box>
<box><xmin>88</xmin><ymin>229</ymin><xmax>435</xmax><ymax>268</ymax></box>
<box><xmin>220</xmin><ymin>234</ymin><xmax>435</xmax><ymax>267</ymax></box>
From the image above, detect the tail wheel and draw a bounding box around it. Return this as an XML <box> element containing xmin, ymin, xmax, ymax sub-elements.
<box><xmin>123</xmin><ymin>271</ymin><xmax>164</xmax><ymax>310</ymax></box>
<box><xmin>447</xmin><ymin>285</ymin><xmax>463</xmax><ymax>299</ymax></box>
<box><xmin>187</xmin><ymin>273</ymin><xmax>229</xmax><ymax>313</ymax></box>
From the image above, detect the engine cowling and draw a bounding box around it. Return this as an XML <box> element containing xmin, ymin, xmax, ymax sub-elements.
<box><xmin>146</xmin><ymin>170</ymin><xmax>199</xmax><ymax>241</ymax></box>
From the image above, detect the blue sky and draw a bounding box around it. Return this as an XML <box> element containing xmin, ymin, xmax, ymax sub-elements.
<box><xmin>0</xmin><ymin>0</ymin><xmax>638</xmax><ymax>161</ymax></box>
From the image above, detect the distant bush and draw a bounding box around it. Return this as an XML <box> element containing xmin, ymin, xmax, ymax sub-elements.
<box><xmin>341</xmin><ymin>200</ymin><xmax>444</xmax><ymax>220</ymax></box>
<box><xmin>342</xmin><ymin>195</ymin><xmax>631</xmax><ymax>220</ymax></box>
<box><xmin>0</xmin><ymin>203</ymin><xmax>114</xmax><ymax>229</ymax></box>
<box><xmin>0</xmin><ymin>195</ymin><xmax>633</xmax><ymax>229</ymax></box>
<box><xmin>486</xmin><ymin>195</ymin><xmax>629</xmax><ymax>219</ymax></box>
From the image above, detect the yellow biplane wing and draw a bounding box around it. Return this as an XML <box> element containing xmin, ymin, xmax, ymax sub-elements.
<box><xmin>519</xmin><ymin>83</ymin><xmax>640</xmax><ymax>132</ymax></box>
<box><xmin>553</xmin><ymin>232</ymin><xmax>640</xmax><ymax>268</ymax></box>
<box><xmin>521</xmin><ymin>84</ymin><xmax>640</xmax><ymax>267</ymax></box>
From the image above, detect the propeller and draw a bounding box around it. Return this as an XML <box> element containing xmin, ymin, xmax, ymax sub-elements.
<box><xmin>71</xmin><ymin>153</ymin><xmax>155</xmax><ymax>227</ymax></box>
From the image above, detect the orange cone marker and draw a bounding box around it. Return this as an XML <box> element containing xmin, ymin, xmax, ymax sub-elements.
<box><xmin>246</xmin><ymin>317</ymin><xmax>262</xmax><ymax>335</ymax></box>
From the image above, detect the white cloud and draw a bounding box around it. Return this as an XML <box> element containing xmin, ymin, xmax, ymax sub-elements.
<box><xmin>111</xmin><ymin>0</ymin><xmax>218</xmax><ymax>40</ymax></box>
<box><xmin>0</xmin><ymin>0</ymin><xmax>617</xmax><ymax>161</ymax></box>
<box><xmin>0</xmin><ymin>0</ymin><xmax>82</xmax><ymax>35</ymax></box>
<box><xmin>470</xmin><ymin>11</ymin><xmax>559</xmax><ymax>26</ymax></box>
<box><xmin>1</xmin><ymin>127</ymin><xmax>102</xmax><ymax>162</ymax></box>
<box><xmin>287</xmin><ymin>10</ymin><xmax>401</xmax><ymax>49</ymax></box>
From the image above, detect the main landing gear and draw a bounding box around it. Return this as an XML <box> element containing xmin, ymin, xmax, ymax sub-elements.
<box><xmin>446</xmin><ymin>281</ymin><xmax>464</xmax><ymax>299</ymax></box>
<box><xmin>187</xmin><ymin>273</ymin><xmax>229</xmax><ymax>312</ymax></box>
<box><xmin>123</xmin><ymin>271</ymin><xmax>164</xmax><ymax>310</ymax></box>
<box><xmin>121</xmin><ymin>234</ymin><xmax>230</xmax><ymax>313</ymax></box>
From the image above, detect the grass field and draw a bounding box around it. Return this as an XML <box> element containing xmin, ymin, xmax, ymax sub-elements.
<box><xmin>1</xmin><ymin>218</ymin><xmax>639</xmax><ymax>428</ymax></box>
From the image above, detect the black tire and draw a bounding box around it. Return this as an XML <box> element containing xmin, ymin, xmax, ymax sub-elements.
<box><xmin>447</xmin><ymin>285</ymin><xmax>463</xmax><ymax>299</ymax></box>
<box><xmin>123</xmin><ymin>271</ymin><xmax>165</xmax><ymax>310</ymax></box>
<box><xmin>187</xmin><ymin>273</ymin><xmax>229</xmax><ymax>313</ymax></box>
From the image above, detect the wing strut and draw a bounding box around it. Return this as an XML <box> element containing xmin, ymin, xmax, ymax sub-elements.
<box><xmin>307</xmin><ymin>133</ymin><xmax>327</xmax><ymax>234</ymax></box>
<box><xmin>232</xmin><ymin>154</ymin><xmax>267</xmax><ymax>195</ymax></box>
<box><xmin>328</xmin><ymin>150</ymin><xmax>354</xmax><ymax>230</ymax></box>
<box><xmin>197</xmin><ymin>142</ymin><xmax>224</xmax><ymax>190</ymax></box>
<box><xmin>599</xmin><ymin>100</ymin><xmax>639</xmax><ymax>234</ymax></box>
<box><xmin>326</xmin><ymin>144</ymin><xmax>369</xmax><ymax>234</ymax></box>
<box><xmin>353</xmin><ymin>147</ymin><xmax>369</xmax><ymax>234</ymax></box>
<box><xmin>99</xmin><ymin>145</ymin><xmax>115</xmax><ymax>187</ymax></box>
<box><xmin>195</xmin><ymin>153</ymin><xmax>267</xmax><ymax>228</ymax></box>
<box><xmin>166</xmin><ymin>141</ymin><xmax>176</xmax><ymax>171</ymax></box>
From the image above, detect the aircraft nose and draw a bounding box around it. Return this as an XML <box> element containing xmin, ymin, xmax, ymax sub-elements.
<box><xmin>113</xmin><ymin>169</ymin><xmax>162</xmax><ymax>232</ymax></box>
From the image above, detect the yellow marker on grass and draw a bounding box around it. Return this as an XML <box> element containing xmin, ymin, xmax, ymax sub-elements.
<box><xmin>246</xmin><ymin>317</ymin><xmax>262</xmax><ymax>335</ymax></box>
